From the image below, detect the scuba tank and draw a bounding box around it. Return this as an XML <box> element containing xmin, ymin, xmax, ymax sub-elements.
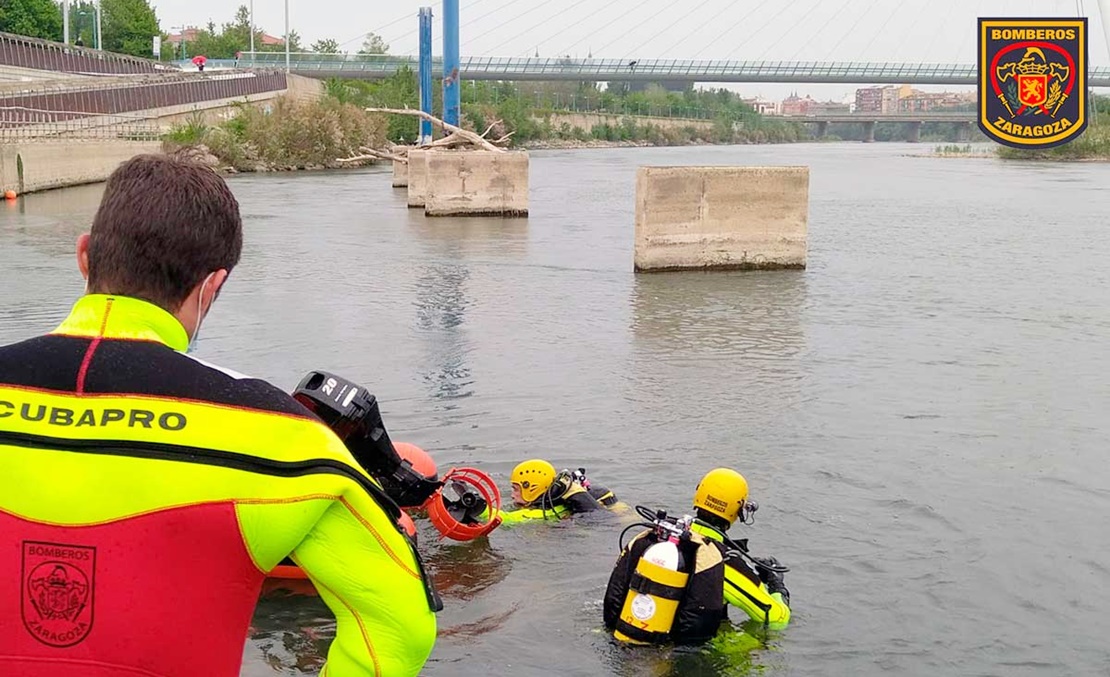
<box><xmin>613</xmin><ymin>510</ymin><xmax>694</xmax><ymax>645</ymax></box>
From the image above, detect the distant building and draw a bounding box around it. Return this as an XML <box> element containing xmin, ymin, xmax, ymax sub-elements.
<box><xmin>855</xmin><ymin>85</ymin><xmax>913</xmax><ymax>113</ymax></box>
<box><xmin>742</xmin><ymin>96</ymin><xmax>779</xmax><ymax>115</ymax></box>
<box><xmin>898</xmin><ymin>89</ymin><xmax>975</xmax><ymax>112</ymax></box>
<box><xmin>781</xmin><ymin>92</ymin><xmax>816</xmax><ymax>115</ymax></box>
<box><xmin>166</xmin><ymin>27</ymin><xmax>284</xmax><ymax>51</ymax></box>
<box><xmin>855</xmin><ymin>86</ymin><xmax>884</xmax><ymax>113</ymax></box>
<box><xmin>811</xmin><ymin>99</ymin><xmax>851</xmax><ymax>115</ymax></box>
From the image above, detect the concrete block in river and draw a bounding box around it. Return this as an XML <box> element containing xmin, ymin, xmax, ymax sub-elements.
<box><xmin>633</xmin><ymin>166</ymin><xmax>809</xmax><ymax>272</ymax></box>
<box><xmin>407</xmin><ymin>149</ymin><xmax>429</xmax><ymax>208</ymax></box>
<box><xmin>392</xmin><ymin>158</ymin><xmax>408</xmax><ymax>187</ymax></box>
<box><xmin>424</xmin><ymin>150</ymin><xmax>529</xmax><ymax>217</ymax></box>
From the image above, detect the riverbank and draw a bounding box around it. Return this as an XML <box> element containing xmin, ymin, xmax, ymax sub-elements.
<box><xmin>162</xmin><ymin>95</ymin><xmax>386</xmax><ymax>174</ymax></box>
<box><xmin>996</xmin><ymin>124</ymin><xmax>1110</xmax><ymax>161</ymax></box>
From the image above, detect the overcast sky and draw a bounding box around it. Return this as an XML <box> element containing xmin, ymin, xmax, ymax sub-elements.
<box><xmin>156</xmin><ymin>0</ymin><xmax>1110</xmax><ymax>100</ymax></box>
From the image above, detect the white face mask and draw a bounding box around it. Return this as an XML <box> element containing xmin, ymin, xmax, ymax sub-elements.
<box><xmin>187</xmin><ymin>272</ymin><xmax>216</xmax><ymax>354</ymax></box>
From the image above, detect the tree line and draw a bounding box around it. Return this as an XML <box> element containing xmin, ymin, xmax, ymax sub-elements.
<box><xmin>0</xmin><ymin>0</ymin><xmax>389</xmax><ymax>60</ymax></box>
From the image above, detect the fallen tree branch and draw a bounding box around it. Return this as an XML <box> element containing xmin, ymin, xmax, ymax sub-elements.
<box><xmin>365</xmin><ymin>107</ymin><xmax>507</xmax><ymax>152</ymax></box>
<box><xmin>336</xmin><ymin>146</ymin><xmax>410</xmax><ymax>164</ymax></box>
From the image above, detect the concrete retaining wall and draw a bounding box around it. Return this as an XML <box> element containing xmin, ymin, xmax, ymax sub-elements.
<box><xmin>0</xmin><ymin>139</ymin><xmax>162</xmax><ymax>194</ymax></box>
<box><xmin>425</xmin><ymin>150</ymin><xmax>529</xmax><ymax>217</ymax></box>
<box><xmin>407</xmin><ymin>149</ymin><xmax>428</xmax><ymax>207</ymax></box>
<box><xmin>634</xmin><ymin>166</ymin><xmax>809</xmax><ymax>272</ymax></box>
<box><xmin>539</xmin><ymin>111</ymin><xmax>716</xmax><ymax>134</ymax></box>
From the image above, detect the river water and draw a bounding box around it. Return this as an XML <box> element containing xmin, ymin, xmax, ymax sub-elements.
<box><xmin>2</xmin><ymin>142</ymin><xmax>1109</xmax><ymax>676</ymax></box>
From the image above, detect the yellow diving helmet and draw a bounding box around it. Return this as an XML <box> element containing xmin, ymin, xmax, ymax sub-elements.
<box><xmin>511</xmin><ymin>459</ymin><xmax>557</xmax><ymax>504</ymax></box>
<box><xmin>693</xmin><ymin>468</ymin><xmax>749</xmax><ymax>524</ymax></box>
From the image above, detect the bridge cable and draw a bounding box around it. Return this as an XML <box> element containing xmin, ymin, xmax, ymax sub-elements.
<box><xmin>338</xmin><ymin>0</ymin><xmax>495</xmax><ymax>53</ymax></box>
<box><xmin>617</xmin><ymin>0</ymin><xmax>723</xmax><ymax>59</ymax></box>
<box><xmin>689</xmin><ymin>1</ymin><xmax>772</xmax><ymax>60</ymax></box>
<box><xmin>784</xmin><ymin>0</ymin><xmax>857</xmax><ymax>62</ymax></box>
<box><xmin>889</xmin><ymin>0</ymin><xmax>936</xmax><ymax>63</ymax></box>
<box><xmin>337</xmin><ymin>12</ymin><xmax>421</xmax><ymax>51</ymax></box>
<box><xmin>479</xmin><ymin>0</ymin><xmax>596</xmax><ymax>57</ymax></box>
<box><xmin>849</xmin><ymin>0</ymin><xmax>912</xmax><ymax>65</ymax></box>
<box><xmin>466</xmin><ymin>0</ymin><xmax>562</xmax><ymax>53</ymax></box>
<box><xmin>591</xmin><ymin>0</ymin><xmax>683</xmax><ymax>57</ymax></box>
<box><xmin>555</xmin><ymin>0</ymin><xmax>644</xmax><ymax>57</ymax></box>
<box><xmin>379</xmin><ymin>0</ymin><xmax>511</xmax><ymax>55</ymax></box>
<box><xmin>922</xmin><ymin>1</ymin><xmax>963</xmax><ymax>64</ymax></box>
<box><xmin>523</xmin><ymin>0</ymin><xmax>636</xmax><ymax>57</ymax></box>
<box><xmin>656</xmin><ymin>0</ymin><xmax>747</xmax><ymax>58</ymax></box>
<box><xmin>722</xmin><ymin>0</ymin><xmax>804</xmax><ymax>60</ymax></box>
<box><xmin>809</xmin><ymin>0</ymin><xmax>882</xmax><ymax>64</ymax></box>
<box><xmin>953</xmin><ymin>0</ymin><xmax>983</xmax><ymax>63</ymax></box>
<box><xmin>752</xmin><ymin>0</ymin><xmax>827</xmax><ymax>62</ymax></box>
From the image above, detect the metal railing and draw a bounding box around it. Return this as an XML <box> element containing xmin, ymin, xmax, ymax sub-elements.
<box><xmin>0</xmin><ymin>31</ymin><xmax>177</xmax><ymax>76</ymax></box>
<box><xmin>201</xmin><ymin>53</ymin><xmax>1110</xmax><ymax>86</ymax></box>
<box><xmin>0</xmin><ymin>71</ymin><xmax>289</xmax><ymax>129</ymax></box>
<box><xmin>0</xmin><ymin>106</ymin><xmax>163</xmax><ymax>141</ymax></box>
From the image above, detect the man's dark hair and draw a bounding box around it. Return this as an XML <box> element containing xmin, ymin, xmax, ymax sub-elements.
<box><xmin>87</xmin><ymin>153</ymin><xmax>243</xmax><ymax>311</ymax></box>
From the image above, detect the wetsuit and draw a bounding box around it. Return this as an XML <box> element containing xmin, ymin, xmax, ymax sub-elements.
<box><xmin>0</xmin><ymin>294</ymin><xmax>438</xmax><ymax>677</ymax></box>
<box><xmin>496</xmin><ymin>481</ymin><xmax>604</xmax><ymax>524</ymax></box>
<box><xmin>690</xmin><ymin>522</ymin><xmax>791</xmax><ymax>629</ymax></box>
<box><xmin>586</xmin><ymin>482</ymin><xmax>619</xmax><ymax>507</ymax></box>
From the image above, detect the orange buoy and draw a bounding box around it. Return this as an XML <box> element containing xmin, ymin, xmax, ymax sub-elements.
<box><xmin>395</xmin><ymin>442</ymin><xmax>437</xmax><ymax>479</ymax></box>
<box><xmin>4</xmin><ymin>190</ymin><xmax>16</xmax><ymax>200</ymax></box>
<box><xmin>398</xmin><ymin>510</ymin><xmax>417</xmax><ymax>539</ymax></box>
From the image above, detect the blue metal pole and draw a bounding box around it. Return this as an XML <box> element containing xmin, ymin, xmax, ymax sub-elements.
<box><xmin>442</xmin><ymin>0</ymin><xmax>460</xmax><ymax>126</ymax></box>
<box><xmin>419</xmin><ymin>7</ymin><xmax>434</xmax><ymax>144</ymax></box>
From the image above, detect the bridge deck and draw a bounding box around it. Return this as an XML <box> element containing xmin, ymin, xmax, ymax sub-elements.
<box><xmin>210</xmin><ymin>54</ymin><xmax>1110</xmax><ymax>87</ymax></box>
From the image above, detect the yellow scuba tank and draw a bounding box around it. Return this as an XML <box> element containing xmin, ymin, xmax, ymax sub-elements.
<box><xmin>613</xmin><ymin>513</ymin><xmax>693</xmax><ymax>645</ymax></box>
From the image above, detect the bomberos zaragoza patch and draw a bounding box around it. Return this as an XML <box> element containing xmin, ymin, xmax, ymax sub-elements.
<box><xmin>978</xmin><ymin>17</ymin><xmax>1087</xmax><ymax>148</ymax></box>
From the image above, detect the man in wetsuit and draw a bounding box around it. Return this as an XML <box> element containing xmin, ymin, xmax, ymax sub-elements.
<box><xmin>688</xmin><ymin>468</ymin><xmax>791</xmax><ymax>629</ymax></box>
<box><xmin>494</xmin><ymin>459</ymin><xmax>624</xmax><ymax>523</ymax></box>
<box><xmin>602</xmin><ymin>467</ymin><xmax>790</xmax><ymax>645</ymax></box>
<box><xmin>0</xmin><ymin>154</ymin><xmax>437</xmax><ymax>676</ymax></box>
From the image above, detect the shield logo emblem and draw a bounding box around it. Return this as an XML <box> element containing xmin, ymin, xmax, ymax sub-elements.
<box><xmin>22</xmin><ymin>541</ymin><xmax>96</xmax><ymax>647</ymax></box>
<box><xmin>978</xmin><ymin>17</ymin><xmax>1087</xmax><ymax>148</ymax></box>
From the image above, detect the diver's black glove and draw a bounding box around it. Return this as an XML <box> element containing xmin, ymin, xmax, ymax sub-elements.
<box><xmin>751</xmin><ymin>556</ymin><xmax>782</xmax><ymax>584</ymax></box>
<box><xmin>379</xmin><ymin>462</ymin><xmax>444</xmax><ymax>509</ymax></box>
<box><xmin>752</xmin><ymin>556</ymin><xmax>790</xmax><ymax>605</ymax></box>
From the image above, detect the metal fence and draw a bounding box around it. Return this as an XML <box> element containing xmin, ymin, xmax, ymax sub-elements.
<box><xmin>0</xmin><ymin>31</ymin><xmax>176</xmax><ymax>76</ymax></box>
<box><xmin>0</xmin><ymin>106</ymin><xmax>163</xmax><ymax>141</ymax></box>
<box><xmin>0</xmin><ymin>71</ymin><xmax>289</xmax><ymax>129</ymax></box>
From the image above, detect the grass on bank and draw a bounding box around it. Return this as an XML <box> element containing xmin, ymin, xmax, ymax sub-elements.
<box><xmin>163</xmin><ymin>95</ymin><xmax>387</xmax><ymax>171</ymax></box>
<box><xmin>996</xmin><ymin>122</ymin><xmax>1110</xmax><ymax>161</ymax></box>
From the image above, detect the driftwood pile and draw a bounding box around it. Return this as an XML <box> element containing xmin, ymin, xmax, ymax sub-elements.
<box><xmin>337</xmin><ymin>108</ymin><xmax>514</xmax><ymax>165</ymax></box>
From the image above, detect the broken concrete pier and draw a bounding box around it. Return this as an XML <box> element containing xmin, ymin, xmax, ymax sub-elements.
<box><xmin>406</xmin><ymin>149</ymin><xmax>429</xmax><ymax>208</ymax></box>
<box><xmin>633</xmin><ymin>166</ymin><xmax>809</xmax><ymax>272</ymax></box>
<box><xmin>392</xmin><ymin>159</ymin><xmax>408</xmax><ymax>187</ymax></box>
<box><xmin>424</xmin><ymin>150</ymin><xmax>529</xmax><ymax>217</ymax></box>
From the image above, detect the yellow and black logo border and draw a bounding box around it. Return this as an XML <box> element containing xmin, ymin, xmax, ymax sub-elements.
<box><xmin>977</xmin><ymin>17</ymin><xmax>1088</xmax><ymax>149</ymax></box>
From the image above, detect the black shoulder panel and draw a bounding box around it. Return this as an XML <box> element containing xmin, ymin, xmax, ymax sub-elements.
<box><xmin>0</xmin><ymin>335</ymin><xmax>88</xmax><ymax>391</ymax></box>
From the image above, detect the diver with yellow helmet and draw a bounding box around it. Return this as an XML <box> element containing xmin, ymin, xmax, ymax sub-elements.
<box><xmin>486</xmin><ymin>459</ymin><xmax>624</xmax><ymax>524</ymax></box>
<box><xmin>602</xmin><ymin>467</ymin><xmax>790</xmax><ymax>646</ymax></box>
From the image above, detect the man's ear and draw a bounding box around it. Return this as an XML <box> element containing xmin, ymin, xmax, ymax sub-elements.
<box><xmin>202</xmin><ymin>269</ymin><xmax>229</xmax><ymax>313</ymax></box>
<box><xmin>76</xmin><ymin>233</ymin><xmax>90</xmax><ymax>280</ymax></box>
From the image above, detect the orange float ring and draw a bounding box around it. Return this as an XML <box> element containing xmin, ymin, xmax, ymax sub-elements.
<box><xmin>424</xmin><ymin>467</ymin><xmax>502</xmax><ymax>541</ymax></box>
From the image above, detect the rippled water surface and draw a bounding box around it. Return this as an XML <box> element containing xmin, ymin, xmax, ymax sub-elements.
<box><xmin>2</xmin><ymin>143</ymin><xmax>1110</xmax><ymax>676</ymax></box>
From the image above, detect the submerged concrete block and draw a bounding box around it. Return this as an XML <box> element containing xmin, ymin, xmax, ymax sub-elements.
<box><xmin>407</xmin><ymin>149</ymin><xmax>429</xmax><ymax>208</ymax></box>
<box><xmin>634</xmin><ymin>166</ymin><xmax>809</xmax><ymax>272</ymax></box>
<box><xmin>392</xmin><ymin>158</ymin><xmax>408</xmax><ymax>187</ymax></box>
<box><xmin>424</xmin><ymin>150</ymin><xmax>529</xmax><ymax>217</ymax></box>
